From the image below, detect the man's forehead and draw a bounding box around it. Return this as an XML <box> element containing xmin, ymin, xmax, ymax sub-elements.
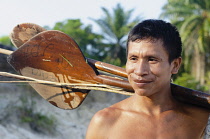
<box><xmin>128</xmin><ymin>38</ymin><xmax>163</xmax><ymax>45</ymax></box>
<box><xmin>127</xmin><ymin>39</ymin><xmax>165</xmax><ymax>51</ymax></box>
<box><xmin>127</xmin><ymin>39</ymin><xmax>169</xmax><ymax>57</ymax></box>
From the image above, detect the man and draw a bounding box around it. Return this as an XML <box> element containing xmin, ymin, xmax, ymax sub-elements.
<box><xmin>86</xmin><ymin>19</ymin><xmax>210</xmax><ymax>139</ymax></box>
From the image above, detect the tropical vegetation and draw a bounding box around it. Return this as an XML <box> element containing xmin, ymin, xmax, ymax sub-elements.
<box><xmin>91</xmin><ymin>4</ymin><xmax>141</xmax><ymax>66</ymax></box>
<box><xmin>160</xmin><ymin>0</ymin><xmax>210</xmax><ymax>88</ymax></box>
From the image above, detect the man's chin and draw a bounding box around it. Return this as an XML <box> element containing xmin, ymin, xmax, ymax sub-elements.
<box><xmin>134</xmin><ymin>89</ymin><xmax>153</xmax><ymax>97</ymax></box>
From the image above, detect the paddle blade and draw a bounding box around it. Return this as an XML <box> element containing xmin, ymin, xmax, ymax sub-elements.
<box><xmin>7</xmin><ymin>30</ymin><xmax>99</xmax><ymax>109</ymax></box>
<box><xmin>10</xmin><ymin>23</ymin><xmax>46</xmax><ymax>48</ymax></box>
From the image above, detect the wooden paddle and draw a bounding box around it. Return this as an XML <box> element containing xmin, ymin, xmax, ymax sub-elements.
<box><xmin>1</xmin><ymin>24</ymin><xmax>210</xmax><ymax>110</ymax></box>
<box><xmin>7</xmin><ymin>30</ymin><xmax>133</xmax><ymax>110</ymax></box>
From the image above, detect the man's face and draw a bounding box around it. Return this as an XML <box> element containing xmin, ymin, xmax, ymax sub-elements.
<box><xmin>126</xmin><ymin>39</ymin><xmax>181</xmax><ymax>96</ymax></box>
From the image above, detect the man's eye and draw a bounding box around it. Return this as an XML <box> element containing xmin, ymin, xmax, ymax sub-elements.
<box><xmin>149</xmin><ymin>58</ymin><xmax>155</xmax><ymax>61</ymax></box>
<box><xmin>129</xmin><ymin>57</ymin><xmax>137</xmax><ymax>61</ymax></box>
<box><xmin>148</xmin><ymin>57</ymin><xmax>157</xmax><ymax>62</ymax></box>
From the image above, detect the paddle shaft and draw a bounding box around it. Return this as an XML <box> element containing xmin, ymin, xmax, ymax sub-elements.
<box><xmin>1</xmin><ymin>48</ymin><xmax>210</xmax><ymax>109</ymax></box>
<box><xmin>89</xmin><ymin>57</ymin><xmax>210</xmax><ymax>108</ymax></box>
<box><xmin>87</xmin><ymin>58</ymin><xmax>128</xmax><ymax>78</ymax></box>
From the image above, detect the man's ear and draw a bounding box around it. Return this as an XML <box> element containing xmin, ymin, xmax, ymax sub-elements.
<box><xmin>171</xmin><ymin>57</ymin><xmax>182</xmax><ymax>74</ymax></box>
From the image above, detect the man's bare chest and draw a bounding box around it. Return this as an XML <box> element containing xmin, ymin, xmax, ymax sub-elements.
<box><xmin>108</xmin><ymin>112</ymin><xmax>204</xmax><ymax>139</ymax></box>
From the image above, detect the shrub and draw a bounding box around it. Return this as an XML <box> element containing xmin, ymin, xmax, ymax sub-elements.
<box><xmin>18</xmin><ymin>95</ymin><xmax>57</xmax><ymax>134</ymax></box>
<box><xmin>173</xmin><ymin>73</ymin><xmax>207</xmax><ymax>92</ymax></box>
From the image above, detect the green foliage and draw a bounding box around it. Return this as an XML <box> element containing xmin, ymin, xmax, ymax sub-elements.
<box><xmin>160</xmin><ymin>0</ymin><xmax>210</xmax><ymax>85</ymax></box>
<box><xmin>92</xmin><ymin>3</ymin><xmax>141</xmax><ymax>66</ymax></box>
<box><xmin>173</xmin><ymin>73</ymin><xmax>207</xmax><ymax>92</ymax></box>
<box><xmin>18</xmin><ymin>95</ymin><xmax>56</xmax><ymax>134</ymax></box>
<box><xmin>0</xmin><ymin>36</ymin><xmax>13</xmax><ymax>46</ymax></box>
<box><xmin>53</xmin><ymin>19</ymin><xmax>102</xmax><ymax>59</ymax></box>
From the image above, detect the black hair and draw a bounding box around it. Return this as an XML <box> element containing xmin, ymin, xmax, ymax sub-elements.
<box><xmin>127</xmin><ymin>19</ymin><xmax>182</xmax><ymax>63</ymax></box>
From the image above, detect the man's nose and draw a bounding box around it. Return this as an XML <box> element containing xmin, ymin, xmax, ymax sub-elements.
<box><xmin>134</xmin><ymin>60</ymin><xmax>149</xmax><ymax>76</ymax></box>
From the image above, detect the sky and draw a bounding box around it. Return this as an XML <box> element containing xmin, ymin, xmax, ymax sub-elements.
<box><xmin>0</xmin><ymin>0</ymin><xmax>167</xmax><ymax>37</ymax></box>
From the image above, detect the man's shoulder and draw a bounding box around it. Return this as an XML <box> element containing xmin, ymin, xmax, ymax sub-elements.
<box><xmin>93</xmin><ymin>107</ymin><xmax>120</xmax><ymax>124</ymax></box>
<box><xmin>86</xmin><ymin>100</ymin><xmax>129</xmax><ymax>138</ymax></box>
<box><xmin>91</xmin><ymin>97</ymin><xmax>131</xmax><ymax>125</ymax></box>
<box><xmin>177</xmin><ymin>100</ymin><xmax>210</xmax><ymax>122</ymax></box>
<box><xmin>179</xmin><ymin>101</ymin><xmax>210</xmax><ymax>114</ymax></box>
<box><xmin>180</xmin><ymin>103</ymin><xmax>210</xmax><ymax>138</ymax></box>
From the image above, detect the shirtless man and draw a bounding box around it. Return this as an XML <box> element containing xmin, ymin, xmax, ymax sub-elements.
<box><xmin>86</xmin><ymin>19</ymin><xmax>210</xmax><ymax>139</ymax></box>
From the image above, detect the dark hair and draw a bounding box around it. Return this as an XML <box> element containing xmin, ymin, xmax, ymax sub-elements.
<box><xmin>127</xmin><ymin>19</ymin><xmax>182</xmax><ymax>63</ymax></box>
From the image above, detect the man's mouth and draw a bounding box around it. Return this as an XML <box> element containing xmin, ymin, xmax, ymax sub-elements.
<box><xmin>134</xmin><ymin>80</ymin><xmax>152</xmax><ymax>83</ymax></box>
<box><xmin>133</xmin><ymin>79</ymin><xmax>153</xmax><ymax>87</ymax></box>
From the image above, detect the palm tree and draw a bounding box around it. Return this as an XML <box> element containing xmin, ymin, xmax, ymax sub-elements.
<box><xmin>160</xmin><ymin>0</ymin><xmax>210</xmax><ymax>85</ymax></box>
<box><xmin>92</xmin><ymin>3</ymin><xmax>141</xmax><ymax>66</ymax></box>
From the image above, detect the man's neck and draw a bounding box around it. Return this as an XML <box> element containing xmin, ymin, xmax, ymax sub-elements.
<box><xmin>130</xmin><ymin>85</ymin><xmax>177</xmax><ymax>116</ymax></box>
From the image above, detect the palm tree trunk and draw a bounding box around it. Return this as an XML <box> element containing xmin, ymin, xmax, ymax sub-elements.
<box><xmin>200</xmin><ymin>53</ymin><xmax>205</xmax><ymax>85</ymax></box>
<box><xmin>192</xmin><ymin>46</ymin><xmax>205</xmax><ymax>85</ymax></box>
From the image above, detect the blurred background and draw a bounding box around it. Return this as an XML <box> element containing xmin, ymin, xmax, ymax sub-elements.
<box><xmin>0</xmin><ymin>0</ymin><xmax>210</xmax><ymax>138</ymax></box>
